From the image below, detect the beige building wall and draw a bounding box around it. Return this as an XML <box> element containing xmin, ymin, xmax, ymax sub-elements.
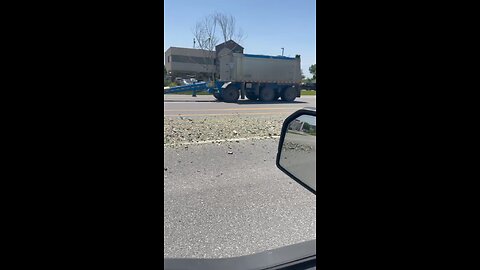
<box><xmin>165</xmin><ymin>47</ymin><xmax>216</xmax><ymax>75</ymax></box>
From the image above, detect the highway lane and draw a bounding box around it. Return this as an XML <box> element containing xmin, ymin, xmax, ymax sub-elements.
<box><xmin>163</xmin><ymin>95</ymin><xmax>316</xmax><ymax>117</ymax></box>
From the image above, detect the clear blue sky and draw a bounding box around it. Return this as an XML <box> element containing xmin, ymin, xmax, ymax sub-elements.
<box><xmin>164</xmin><ymin>0</ymin><xmax>316</xmax><ymax>78</ymax></box>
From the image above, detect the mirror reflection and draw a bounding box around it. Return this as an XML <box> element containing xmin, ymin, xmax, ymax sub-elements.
<box><xmin>279</xmin><ymin>114</ymin><xmax>316</xmax><ymax>192</ymax></box>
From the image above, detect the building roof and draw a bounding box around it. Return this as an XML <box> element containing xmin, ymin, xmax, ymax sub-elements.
<box><xmin>215</xmin><ymin>40</ymin><xmax>244</xmax><ymax>51</ymax></box>
<box><xmin>165</xmin><ymin>47</ymin><xmax>213</xmax><ymax>54</ymax></box>
<box><xmin>243</xmin><ymin>54</ymin><xmax>296</xmax><ymax>60</ymax></box>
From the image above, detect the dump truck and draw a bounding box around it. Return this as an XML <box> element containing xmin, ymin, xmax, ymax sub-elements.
<box><xmin>164</xmin><ymin>52</ymin><xmax>302</xmax><ymax>103</ymax></box>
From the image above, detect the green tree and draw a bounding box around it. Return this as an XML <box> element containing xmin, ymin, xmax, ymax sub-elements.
<box><xmin>309</xmin><ymin>64</ymin><xmax>316</xmax><ymax>80</ymax></box>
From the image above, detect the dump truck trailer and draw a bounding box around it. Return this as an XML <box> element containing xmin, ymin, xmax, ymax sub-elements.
<box><xmin>164</xmin><ymin>52</ymin><xmax>302</xmax><ymax>103</ymax></box>
<box><xmin>214</xmin><ymin>53</ymin><xmax>302</xmax><ymax>102</ymax></box>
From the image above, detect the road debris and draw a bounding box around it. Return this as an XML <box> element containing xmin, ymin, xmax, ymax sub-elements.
<box><xmin>164</xmin><ymin>115</ymin><xmax>287</xmax><ymax>148</ymax></box>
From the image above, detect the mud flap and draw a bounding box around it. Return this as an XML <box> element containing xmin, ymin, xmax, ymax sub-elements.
<box><xmin>221</xmin><ymin>82</ymin><xmax>232</xmax><ymax>89</ymax></box>
<box><xmin>240</xmin><ymin>83</ymin><xmax>245</xmax><ymax>99</ymax></box>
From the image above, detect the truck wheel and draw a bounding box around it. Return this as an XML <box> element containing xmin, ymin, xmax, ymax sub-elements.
<box><xmin>281</xmin><ymin>87</ymin><xmax>297</xmax><ymax>102</ymax></box>
<box><xmin>259</xmin><ymin>86</ymin><xmax>276</xmax><ymax>102</ymax></box>
<box><xmin>273</xmin><ymin>91</ymin><xmax>281</xmax><ymax>101</ymax></box>
<box><xmin>245</xmin><ymin>92</ymin><xmax>258</xmax><ymax>100</ymax></box>
<box><xmin>213</xmin><ymin>92</ymin><xmax>223</xmax><ymax>101</ymax></box>
<box><xmin>221</xmin><ymin>85</ymin><xmax>240</xmax><ymax>103</ymax></box>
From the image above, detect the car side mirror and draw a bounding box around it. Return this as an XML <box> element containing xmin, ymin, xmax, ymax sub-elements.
<box><xmin>276</xmin><ymin>108</ymin><xmax>316</xmax><ymax>195</ymax></box>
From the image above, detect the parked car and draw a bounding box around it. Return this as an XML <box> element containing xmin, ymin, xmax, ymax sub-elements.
<box><xmin>301</xmin><ymin>82</ymin><xmax>316</xmax><ymax>90</ymax></box>
<box><xmin>174</xmin><ymin>78</ymin><xmax>197</xmax><ymax>85</ymax></box>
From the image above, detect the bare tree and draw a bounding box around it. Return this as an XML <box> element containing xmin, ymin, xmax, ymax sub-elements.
<box><xmin>191</xmin><ymin>12</ymin><xmax>247</xmax><ymax>82</ymax></box>
<box><xmin>211</xmin><ymin>12</ymin><xmax>247</xmax><ymax>84</ymax></box>
<box><xmin>214</xmin><ymin>12</ymin><xmax>246</xmax><ymax>51</ymax></box>
<box><xmin>192</xmin><ymin>17</ymin><xmax>218</xmax><ymax>81</ymax></box>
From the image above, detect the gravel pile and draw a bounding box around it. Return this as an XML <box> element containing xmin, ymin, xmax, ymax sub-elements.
<box><xmin>164</xmin><ymin>115</ymin><xmax>289</xmax><ymax>146</ymax></box>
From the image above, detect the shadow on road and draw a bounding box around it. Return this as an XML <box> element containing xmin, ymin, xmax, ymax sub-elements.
<box><xmin>164</xmin><ymin>100</ymin><xmax>216</xmax><ymax>103</ymax></box>
<box><xmin>163</xmin><ymin>97</ymin><xmax>311</xmax><ymax>104</ymax></box>
<box><xmin>236</xmin><ymin>100</ymin><xmax>308</xmax><ymax>105</ymax></box>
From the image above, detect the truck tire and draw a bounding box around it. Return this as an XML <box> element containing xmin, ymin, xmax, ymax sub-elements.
<box><xmin>273</xmin><ymin>91</ymin><xmax>281</xmax><ymax>101</ymax></box>
<box><xmin>221</xmin><ymin>85</ymin><xmax>240</xmax><ymax>103</ymax></box>
<box><xmin>259</xmin><ymin>86</ymin><xmax>276</xmax><ymax>102</ymax></box>
<box><xmin>245</xmin><ymin>92</ymin><xmax>258</xmax><ymax>101</ymax></box>
<box><xmin>213</xmin><ymin>92</ymin><xmax>223</xmax><ymax>101</ymax></box>
<box><xmin>281</xmin><ymin>87</ymin><xmax>297</xmax><ymax>102</ymax></box>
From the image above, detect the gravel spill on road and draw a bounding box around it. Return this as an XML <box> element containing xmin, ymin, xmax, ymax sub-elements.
<box><xmin>164</xmin><ymin>114</ymin><xmax>289</xmax><ymax>146</ymax></box>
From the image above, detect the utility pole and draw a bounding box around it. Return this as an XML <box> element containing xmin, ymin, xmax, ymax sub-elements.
<box><xmin>193</xmin><ymin>38</ymin><xmax>196</xmax><ymax>48</ymax></box>
<box><xmin>281</xmin><ymin>48</ymin><xmax>284</xmax><ymax>56</ymax></box>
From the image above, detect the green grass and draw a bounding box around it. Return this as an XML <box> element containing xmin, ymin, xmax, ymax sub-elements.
<box><xmin>301</xmin><ymin>90</ymin><xmax>317</xmax><ymax>95</ymax></box>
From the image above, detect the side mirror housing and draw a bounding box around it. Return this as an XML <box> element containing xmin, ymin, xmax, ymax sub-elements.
<box><xmin>276</xmin><ymin>108</ymin><xmax>316</xmax><ymax>194</ymax></box>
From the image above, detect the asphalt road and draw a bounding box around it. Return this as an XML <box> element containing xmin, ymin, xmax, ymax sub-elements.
<box><xmin>164</xmin><ymin>138</ymin><xmax>316</xmax><ymax>259</ymax></box>
<box><xmin>164</xmin><ymin>95</ymin><xmax>316</xmax><ymax>117</ymax></box>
